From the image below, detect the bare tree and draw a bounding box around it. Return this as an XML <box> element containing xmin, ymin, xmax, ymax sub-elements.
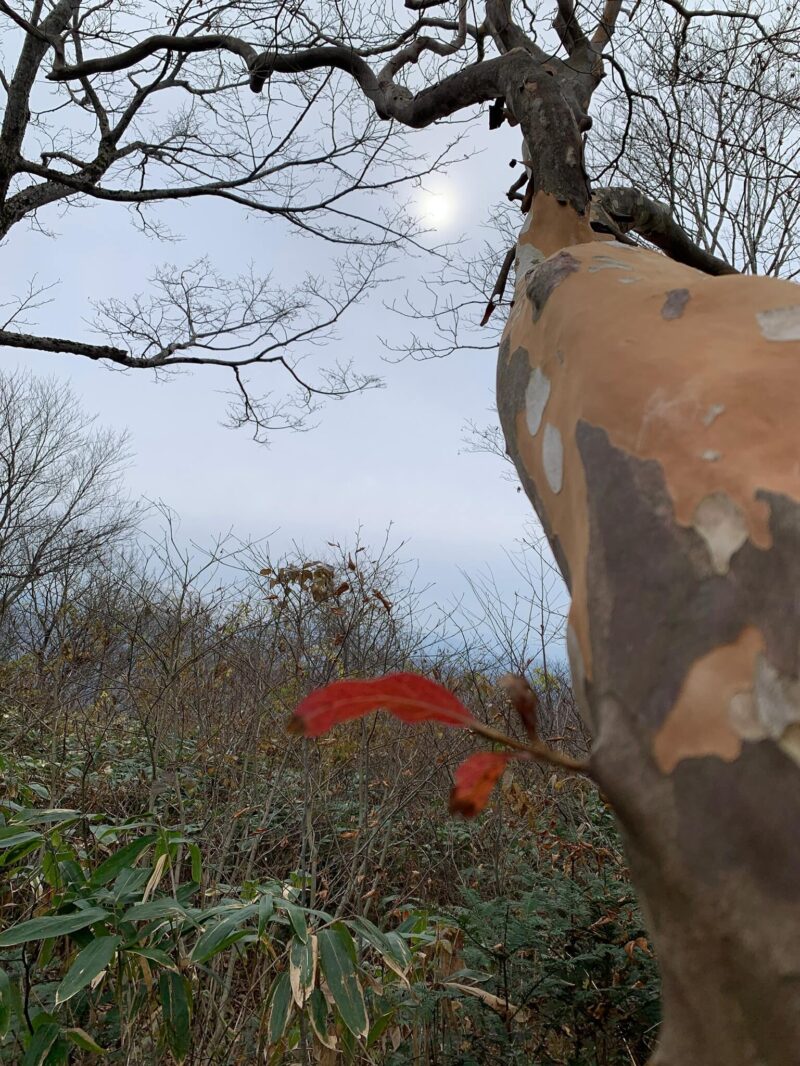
<box><xmin>3</xmin><ymin>0</ymin><xmax>800</xmax><ymax>1060</ymax></box>
<box><xmin>0</xmin><ymin>0</ymin><xmax>456</xmax><ymax>430</ymax></box>
<box><xmin>591</xmin><ymin>5</ymin><xmax>800</xmax><ymax>278</ymax></box>
<box><xmin>0</xmin><ymin>368</ymin><xmax>136</xmax><ymax>623</ymax></box>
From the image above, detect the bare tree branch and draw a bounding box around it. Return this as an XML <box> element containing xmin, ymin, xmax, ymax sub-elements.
<box><xmin>553</xmin><ymin>0</ymin><xmax>588</xmax><ymax>56</ymax></box>
<box><xmin>592</xmin><ymin>1</ymin><xmax>624</xmax><ymax>50</ymax></box>
<box><xmin>594</xmin><ymin>185</ymin><xmax>738</xmax><ymax>274</ymax></box>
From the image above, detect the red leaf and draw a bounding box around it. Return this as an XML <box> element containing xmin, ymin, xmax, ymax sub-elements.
<box><xmin>289</xmin><ymin>672</ymin><xmax>477</xmax><ymax>738</ymax></box>
<box><xmin>449</xmin><ymin>753</ymin><xmax>514</xmax><ymax>818</ymax></box>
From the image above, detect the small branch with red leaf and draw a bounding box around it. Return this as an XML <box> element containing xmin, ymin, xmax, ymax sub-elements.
<box><xmin>289</xmin><ymin>671</ymin><xmax>591</xmax><ymax>818</ymax></box>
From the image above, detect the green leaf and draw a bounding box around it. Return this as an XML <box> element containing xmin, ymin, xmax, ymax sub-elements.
<box><xmin>385</xmin><ymin>931</ymin><xmax>412</xmax><ymax>966</ymax></box>
<box><xmin>159</xmin><ymin>971</ymin><xmax>191</xmax><ymax>1063</ymax></box>
<box><xmin>190</xmin><ymin>905</ymin><xmax>258</xmax><ymax>965</ymax></box>
<box><xmin>317</xmin><ymin>925</ymin><xmax>368</xmax><ymax>1039</ymax></box>
<box><xmin>257</xmin><ymin>894</ymin><xmax>274</xmax><ymax>936</ymax></box>
<box><xmin>280</xmin><ymin>901</ymin><xmax>308</xmax><ymax>944</ymax></box>
<box><xmin>111</xmin><ymin>867</ymin><xmax>150</xmax><ymax>900</ymax></box>
<box><xmin>64</xmin><ymin>1027</ymin><xmax>107</xmax><ymax>1054</ymax></box>
<box><xmin>0</xmin><ymin>828</ymin><xmax>42</xmax><ymax>849</ymax></box>
<box><xmin>90</xmin><ymin>836</ymin><xmax>157</xmax><ymax>887</ymax></box>
<box><xmin>307</xmin><ymin>988</ymin><xmax>335</xmax><ymax>1049</ymax></box>
<box><xmin>349</xmin><ymin>916</ymin><xmax>411</xmax><ymax>975</ymax></box>
<box><xmin>56</xmin><ymin>935</ymin><xmax>121</xmax><ymax>1005</ymax></box>
<box><xmin>289</xmin><ymin>934</ymin><xmax>317</xmax><ymax>1006</ymax></box>
<box><xmin>0</xmin><ymin>908</ymin><xmax>109</xmax><ymax>948</ymax></box>
<box><xmin>188</xmin><ymin>843</ymin><xmax>202</xmax><ymax>884</ymax></box>
<box><xmin>121</xmin><ymin>899</ymin><xmax>188</xmax><ymax>924</ymax></box>
<box><xmin>367</xmin><ymin>1010</ymin><xmax>395</xmax><ymax>1048</ymax></box>
<box><xmin>267</xmin><ymin>972</ymin><xmax>293</xmax><ymax>1046</ymax></box>
<box><xmin>123</xmin><ymin>946</ymin><xmax>178</xmax><ymax>970</ymax></box>
<box><xmin>15</xmin><ymin>809</ymin><xmax>81</xmax><ymax>826</ymax></box>
<box><xmin>0</xmin><ymin>968</ymin><xmax>11</xmax><ymax>1037</ymax></box>
<box><xmin>22</xmin><ymin>1022</ymin><xmax>61</xmax><ymax>1066</ymax></box>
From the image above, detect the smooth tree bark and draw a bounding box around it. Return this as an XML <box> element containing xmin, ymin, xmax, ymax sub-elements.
<box><xmin>500</xmin><ymin>201</ymin><xmax>800</xmax><ymax>1066</ymax></box>
<box><xmin>490</xmin><ymin>17</ymin><xmax>800</xmax><ymax>1065</ymax></box>
<box><xmin>6</xmin><ymin>0</ymin><xmax>800</xmax><ymax>1059</ymax></box>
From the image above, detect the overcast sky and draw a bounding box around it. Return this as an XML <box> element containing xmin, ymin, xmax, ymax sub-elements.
<box><xmin>3</xmin><ymin>113</ymin><xmax>547</xmax><ymax>609</ymax></box>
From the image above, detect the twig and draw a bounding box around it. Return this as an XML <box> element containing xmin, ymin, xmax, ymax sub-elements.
<box><xmin>480</xmin><ymin>246</ymin><xmax>516</xmax><ymax>326</ymax></box>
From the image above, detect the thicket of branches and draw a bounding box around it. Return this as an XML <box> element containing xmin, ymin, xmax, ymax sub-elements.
<box><xmin>2</xmin><ymin>1</ymin><xmax>798</xmax><ymax>433</ymax></box>
<box><xmin>0</xmin><ymin>370</ymin><xmax>658</xmax><ymax>1063</ymax></box>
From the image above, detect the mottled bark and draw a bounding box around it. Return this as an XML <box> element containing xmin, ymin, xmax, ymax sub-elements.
<box><xmin>497</xmin><ymin>193</ymin><xmax>800</xmax><ymax>1066</ymax></box>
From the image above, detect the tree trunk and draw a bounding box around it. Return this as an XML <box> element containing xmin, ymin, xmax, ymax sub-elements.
<box><xmin>497</xmin><ymin>192</ymin><xmax>800</xmax><ymax>1065</ymax></box>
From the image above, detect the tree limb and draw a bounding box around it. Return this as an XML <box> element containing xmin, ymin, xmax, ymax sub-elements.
<box><xmin>594</xmin><ymin>186</ymin><xmax>739</xmax><ymax>275</ymax></box>
<box><xmin>553</xmin><ymin>0</ymin><xmax>588</xmax><ymax>56</ymax></box>
<box><xmin>592</xmin><ymin>1</ymin><xmax>624</xmax><ymax>49</ymax></box>
<box><xmin>48</xmin><ymin>32</ymin><xmax>259</xmax><ymax>82</ymax></box>
<box><xmin>50</xmin><ymin>32</ymin><xmax>512</xmax><ymax>128</ymax></box>
<box><xmin>0</xmin><ymin>329</ymin><xmax>129</xmax><ymax>361</ymax></box>
<box><xmin>660</xmin><ymin>0</ymin><xmax>767</xmax><ymax>35</ymax></box>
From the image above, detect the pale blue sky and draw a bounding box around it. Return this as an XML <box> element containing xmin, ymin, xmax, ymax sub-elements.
<box><xmin>2</xmin><ymin>116</ymin><xmax>540</xmax><ymax>604</ymax></box>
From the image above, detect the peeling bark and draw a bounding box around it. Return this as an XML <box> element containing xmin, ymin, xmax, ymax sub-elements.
<box><xmin>498</xmin><ymin>193</ymin><xmax>800</xmax><ymax>1065</ymax></box>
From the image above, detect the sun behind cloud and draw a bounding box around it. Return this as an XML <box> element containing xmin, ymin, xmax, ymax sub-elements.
<box><xmin>415</xmin><ymin>182</ymin><xmax>458</xmax><ymax>230</ymax></box>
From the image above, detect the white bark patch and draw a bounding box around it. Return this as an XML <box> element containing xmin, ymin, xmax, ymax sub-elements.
<box><xmin>542</xmin><ymin>423</ymin><xmax>564</xmax><ymax>494</ymax></box>
<box><xmin>617</xmin><ymin>276</ymin><xmax>640</xmax><ymax>284</ymax></box>
<box><xmin>729</xmin><ymin>690</ymin><xmax>763</xmax><ymax>740</ymax></box>
<box><xmin>587</xmin><ymin>256</ymin><xmax>630</xmax><ymax>273</ymax></box>
<box><xmin>700</xmin><ymin>450</ymin><xmax>722</xmax><ymax>462</ymax></box>
<box><xmin>692</xmin><ymin>492</ymin><xmax>748</xmax><ymax>574</ymax></box>
<box><xmin>756</xmin><ymin>305</ymin><xmax>800</xmax><ymax>341</ymax></box>
<box><xmin>525</xmin><ymin>368</ymin><xmax>551</xmax><ymax>436</ymax></box>
<box><xmin>702</xmin><ymin>403</ymin><xmax>725</xmax><ymax>427</ymax></box>
<box><xmin>729</xmin><ymin>660</ymin><xmax>800</xmax><ymax>766</ymax></box>
<box><xmin>780</xmin><ymin>724</ymin><xmax>800</xmax><ymax>765</ymax></box>
<box><xmin>520</xmin><ymin>211</ymin><xmax>533</xmax><ymax>235</ymax></box>
<box><xmin>515</xmin><ymin>243</ymin><xmax>544</xmax><ymax>279</ymax></box>
<box><xmin>754</xmin><ymin>655</ymin><xmax>800</xmax><ymax>739</ymax></box>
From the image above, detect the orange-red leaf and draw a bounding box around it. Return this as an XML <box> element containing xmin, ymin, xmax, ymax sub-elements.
<box><xmin>289</xmin><ymin>672</ymin><xmax>477</xmax><ymax>738</ymax></box>
<box><xmin>449</xmin><ymin>753</ymin><xmax>513</xmax><ymax>818</ymax></box>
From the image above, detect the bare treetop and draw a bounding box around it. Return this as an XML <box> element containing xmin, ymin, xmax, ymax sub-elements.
<box><xmin>1</xmin><ymin>0</ymin><xmax>797</xmax><ymax>431</ymax></box>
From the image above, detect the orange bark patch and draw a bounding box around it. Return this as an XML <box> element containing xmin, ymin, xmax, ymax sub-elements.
<box><xmin>653</xmin><ymin>627</ymin><xmax>764</xmax><ymax>773</ymax></box>
<box><xmin>519</xmin><ymin>191</ymin><xmax>595</xmax><ymax>258</ymax></box>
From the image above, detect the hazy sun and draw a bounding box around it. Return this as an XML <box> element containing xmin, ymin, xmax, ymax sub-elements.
<box><xmin>415</xmin><ymin>184</ymin><xmax>457</xmax><ymax>229</ymax></box>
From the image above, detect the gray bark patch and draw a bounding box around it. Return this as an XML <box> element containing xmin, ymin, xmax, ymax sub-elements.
<box><xmin>662</xmin><ymin>288</ymin><xmax>691</xmax><ymax>320</ymax></box>
<box><xmin>577</xmin><ymin>420</ymin><xmax>738</xmax><ymax>735</ymax></box>
<box><xmin>577</xmin><ymin>426</ymin><xmax>800</xmax><ymax>733</ymax></box>
<box><xmin>673</xmin><ymin>743</ymin><xmax>800</xmax><ymax>898</ymax></box>
<box><xmin>496</xmin><ymin>339</ymin><xmax>571</xmax><ymax>589</ymax></box>
<box><xmin>525</xmin><ymin>251</ymin><xmax>580</xmax><ymax>322</ymax></box>
<box><xmin>576</xmin><ymin>424</ymin><xmax>800</xmax><ymax>896</ymax></box>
